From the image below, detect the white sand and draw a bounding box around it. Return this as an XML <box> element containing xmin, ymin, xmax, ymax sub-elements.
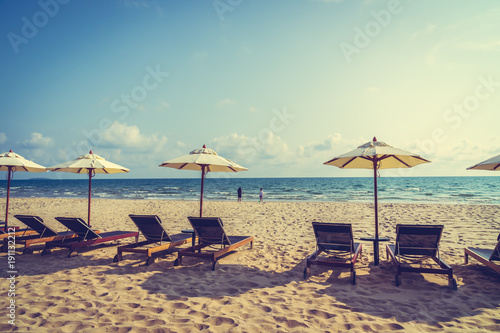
<box><xmin>1</xmin><ymin>198</ymin><xmax>500</xmax><ymax>332</ymax></box>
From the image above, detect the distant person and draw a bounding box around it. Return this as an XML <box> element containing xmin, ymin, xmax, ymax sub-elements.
<box><xmin>237</xmin><ymin>187</ymin><xmax>242</xmax><ymax>202</ymax></box>
<box><xmin>259</xmin><ymin>188</ymin><xmax>264</xmax><ymax>203</ymax></box>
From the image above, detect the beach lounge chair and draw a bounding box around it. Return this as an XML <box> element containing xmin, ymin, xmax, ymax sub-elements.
<box><xmin>386</xmin><ymin>224</ymin><xmax>457</xmax><ymax>290</ymax></box>
<box><xmin>43</xmin><ymin>217</ymin><xmax>139</xmax><ymax>257</ymax></box>
<box><xmin>174</xmin><ymin>217</ymin><xmax>253</xmax><ymax>270</ymax></box>
<box><xmin>464</xmin><ymin>234</ymin><xmax>500</xmax><ymax>274</ymax></box>
<box><xmin>1</xmin><ymin>222</ymin><xmax>44</xmax><ymax>252</ymax></box>
<box><xmin>0</xmin><ymin>226</ymin><xmax>38</xmax><ymax>238</ymax></box>
<box><xmin>113</xmin><ymin>215</ymin><xmax>193</xmax><ymax>266</ymax></box>
<box><xmin>12</xmin><ymin>215</ymin><xmax>83</xmax><ymax>254</ymax></box>
<box><xmin>304</xmin><ymin>222</ymin><xmax>362</xmax><ymax>284</ymax></box>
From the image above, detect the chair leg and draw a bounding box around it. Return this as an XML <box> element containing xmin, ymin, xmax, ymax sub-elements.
<box><xmin>23</xmin><ymin>248</ymin><xmax>34</xmax><ymax>255</ymax></box>
<box><xmin>449</xmin><ymin>277</ymin><xmax>458</xmax><ymax>290</ymax></box>
<box><xmin>395</xmin><ymin>274</ymin><xmax>401</xmax><ymax>286</ymax></box>
<box><xmin>146</xmin><ymin>257</ymin><xmax>155</xmax><ymax>266</ymax></box>
<box><xmin>395</xmin><ymin>265</ymin><xmax>402</xmax><ymax>286</ymax></box>
<box><xmin>174</xmin><ymin>253</ymin><xmax>182</xmax><ymax>266</ymax></box>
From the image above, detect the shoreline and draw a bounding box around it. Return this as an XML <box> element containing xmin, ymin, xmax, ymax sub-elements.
<box><xmin>1</xmin><ymin>198</ymin><xmax>500</xmax><ymax>332</ymax></box>
<box><xmin>4</xmin><ymin>196</ymin><xmax>500</xmax><ymax>207</ymax></box>
<box><xmin>2</xmin><ymin>176</ymin><xmax>500</xmax><ymax>205</ymax></box>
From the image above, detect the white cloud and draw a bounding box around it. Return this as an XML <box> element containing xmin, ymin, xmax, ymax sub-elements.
<box><xmin>24</xmin><ymin>132</ymin><xmax>53</xmax><ymax>148</ymax></box>
<box><xmin>217</xmin><ymin>98</ymin><xmax>237</xmax><ymax>107</ymax></box>
<box><xmin>210</xmin><ymin>132</ymin><xmax>293</xmax><ymax>166</ymax></box>
<box><xmin>297</xmin><ymin>134</ymin><xmax>361</xmax><ymax>158</ymax></box>
<box><xmin>100</xmin><ymin>121</ymin><xmax>167</xmax><ymax>152</ymax></box>
<box><xmin>248</xmin><ymin>106</ymin><xmax>259</xmax><ymax>113</ymax></box>
<box><xmin>0</xmin><ymin>133</ymin><xmax>6</xmax><ymax>144</ymax></box>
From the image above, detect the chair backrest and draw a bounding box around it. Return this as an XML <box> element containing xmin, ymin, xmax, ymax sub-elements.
<box><xmin>312</xmin><ymin>222</ymin><xmax>355</xmax><ymax>252</ymax></box>
<box><xmin>55</xmin><ymin>217</ymin><xmax>101</xmax><ymax>241</ymax></box>
<box><xmin>14</xmin><ymin>215</ymin><xmax>58</xmax><ymax>238</ymax></box>
<box><xmin>395</xmin><ymin>224</ymin><xmax>443</xmax><ymax>257</ymax></box>
<box><xmin>128</xmin><ymin>215</ymin><xmax>171</xmax><ymax>243</ymax></box>
<box><xmin>490</xmin><ymin>237</ymin><xmax>500</xmax><ymax>261</ymax></box>
<box><xmin>187</xmin><ymin>217</ymin><xmax>230</xmax><ymax>245</ymax></box>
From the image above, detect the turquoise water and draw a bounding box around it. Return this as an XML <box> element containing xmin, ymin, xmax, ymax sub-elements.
<box><xmin>1</xmin><ymin>177</ymin><xmax>500</xmax><ymax>205</ymax></box>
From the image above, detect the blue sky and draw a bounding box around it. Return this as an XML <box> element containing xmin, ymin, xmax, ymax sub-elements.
<box><xmin>1</xmin><ymin>0</ymin><xmax>500</xmax><ymax>180</ymax></box>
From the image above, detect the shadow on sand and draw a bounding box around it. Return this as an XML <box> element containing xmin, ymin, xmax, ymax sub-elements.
<box><xmin>5</xmin><ymin>245</ymin><xmax>500</xmax><ymax>329</ymax></box>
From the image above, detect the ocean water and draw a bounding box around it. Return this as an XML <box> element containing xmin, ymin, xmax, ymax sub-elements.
<box><xmin>1</xmin><ymin>177</ymin><xmax>500</xmax><ymax>205</ymax></box>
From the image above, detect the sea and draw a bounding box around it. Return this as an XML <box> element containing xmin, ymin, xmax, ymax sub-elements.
<box><xmin>1</xmin><ymin>176</ymin><xmax>500</xmax><ymax>205</ymax></box>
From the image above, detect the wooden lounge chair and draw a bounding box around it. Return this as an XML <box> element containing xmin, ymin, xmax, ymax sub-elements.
<box><xmin>386</xmin><ymin>224</ymin><xmax>457</xmax><ymax>290</ymax></box>
<box><xmin>464</xmin><ymin>234</ymin><xmax>500</xmax><ymax>274</ymax></box>
<box><xmin>13</xmin><ymin>215</ymin><xmax>83</xmax><ymax>254</ymax></box>
<box><xmin>1</xmin><ymin>222</ymin><xmax>48</xmax><ymax>252</ymax></box>
<box><xmin>174</xmin><ymin>217</ymin><xmax>253</xmax><ymax>270</ymax></box>
<box><xmin>113</xmin><ymin>215</ymin><xmax>193</xmax><ymax>266</ymax></box>
<box><xmin>42</xmin><ymin>217</ymin><xmax>139</xmax><ymax>257</ymax></box>
<box><xmin>304</xmin><ymin>222</ymin><xmax>362</xmax><ymax>284</ymax></box>
<box><xmin>0</xmin><ymin>226</ymin><xmax>38</xmax><ymax>239</ymax></box>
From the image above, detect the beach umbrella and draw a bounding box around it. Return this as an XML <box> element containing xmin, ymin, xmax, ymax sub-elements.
<box><xmin>323</xmin><ymin>137</ymin><xmax>430</xmax><ymax>265</ymax></box>
<box><xmin>0</xmin><ymin>150</ymin><xmax>47</xmax><ymax>232</ymax></box>
<box><xmin>159</xmin><ymin>145</ymin><xmax>248</xmax><ymax>217</ymax></box>
<box><xmin>467</xmin><ymin>153</ymin><xmax>500</xmax><ymax>171</ymax></box>
<box><xmin>48</xmin><ymin>151</ymin><xmax>129</xmax><ymax>227</ymax></box>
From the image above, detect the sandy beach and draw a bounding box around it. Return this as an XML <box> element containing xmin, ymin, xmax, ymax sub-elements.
<box><xmin>1</xmin><ymin>197</ymin><xmax>500</xmax><ymax>332</ymax></box>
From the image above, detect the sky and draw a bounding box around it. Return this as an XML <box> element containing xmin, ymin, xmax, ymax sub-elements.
<box><xmin>1</xmin><ymin>0</ymin><xmax>500</xmax><ymax>180</ymax></box>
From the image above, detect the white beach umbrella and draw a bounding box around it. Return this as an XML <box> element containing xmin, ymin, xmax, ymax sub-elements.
<box><xmin>323</xmin><ymin>137</ymin><xmax>430</xmax><ymax>265</ymax></box>
<box><xmin>48</xmin><ymin>151</ymin><xmax>129</xmax><ymax>226</ymax></box>
<box><xmin>467</xmin><ymin>154</ymin><xmax>500</xmax><ymax>171</ymax></box>
<box><xmin>0</xmin><ymin>150</ymin><xmax>47</xmax><ymax>231</ymax></box>
<box><xmin>159</xmin><ymin>145</ymin><xmax>248</xmax><ymax>217</ymax></box>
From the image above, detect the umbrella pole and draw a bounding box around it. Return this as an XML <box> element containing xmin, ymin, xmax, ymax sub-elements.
<box><xmin>200</xmin><ymin>166</ymin><xmax>205</xmax><ymax>217</ymax></box>
<box><xmin>373</xmin><ymin>159</ymin><xmax>380</xmax><ymax>266</ymax></box>
<box><xmin>88</xmin><ymin>170</ymin><xmax>92</xmax><ymax>227</ymax></box>
<box><xmin>4</xmin><ymin>167</ymin><xmax>12</xmax><ymax>232</ymax></box>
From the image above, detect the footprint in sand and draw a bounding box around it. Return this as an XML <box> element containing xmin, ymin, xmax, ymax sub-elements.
<box><xmin>188</xmin><ymin>310</ymin><xmax>210</xmax><ymax>319</ymax></box>
<box><xmin>207</xmin><ymin>316</ymin><xmax>236</xmax><ymax>326</ymax></box>
<box><xmin>125</xmin><ymin>302</ymin><xmax>141</xmax><ymax>309</ymax></box>
<box><xmin>273</xmin><ymin>316</ymin><xmax>309</xmax><ymax>329</ymax></box>
<box><xmin>260</xmin><ymin>305</ymin><xmax>273</xmax><ymax>313</ymax></box>
<box><xmin>171</xmin><ymin>302</ymin><xmax>190</xmax><ymax>310</ymax></box>
<box><xmin>306</xmin><ymin>309</ymin><xmax>336</xmax><ymax>319</ymax></box>
<box><xmin>192</xmin><ymin>323</ymin><xmax>210</xmax><ymax>330</ymax></box>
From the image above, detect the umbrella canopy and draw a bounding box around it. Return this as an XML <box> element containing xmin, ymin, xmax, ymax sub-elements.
<box><xmin>467</xmin><ymin>154</ymin><xmax>500</xmax><ymax>171</ymax></box>
<box><xmin>324</xmin><ymin>137</ymin><xmax>430</xmax><ymax>265</ymax></box>
<box><xmin>0</xmin><ymin>150</ymin><xmax>47</xmax><ymax>231</ymax></box>
<box><xmin>159</xmin><ymin>145</ymin><xmax>247</xmax><ymax>216</ymax></box>
<box><xmin>324</xmin><ymin>139</ymin><xmax>430</xmax><ymax>170</ymax></box>
<box><xmin>48</xmin><ymin>151</ymin><xmax>129</xmax><ymax>226</ymax></box>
